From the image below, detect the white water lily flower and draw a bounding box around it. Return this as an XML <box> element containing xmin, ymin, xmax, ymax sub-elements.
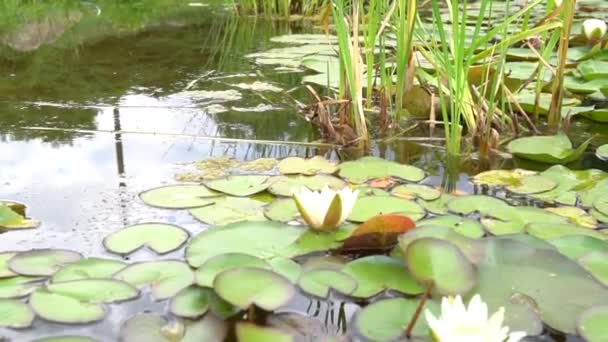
<box><xmin>292</xmin><ymin>187</ymin><xmax>358</xmax><ymax>231</ymax></box>
<box><xmin>425</xmin><ymin>294</ymin><xmax>527</xmax><ymax>342</ymax></box>
<box><xmin>582</xmin><ymin>19</ymin><xmax>607</xmax><ymax>41</ymax></box>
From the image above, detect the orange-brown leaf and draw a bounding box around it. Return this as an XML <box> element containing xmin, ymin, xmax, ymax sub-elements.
<box><xmin>341</xmin><ymin>214</ymin><xmax>416</xmax><ymax>251</ymax></box>
<box><xmin>368</xmin><ymin>177</ymin><xmax>397</xmax><ymax>189</ymax></box>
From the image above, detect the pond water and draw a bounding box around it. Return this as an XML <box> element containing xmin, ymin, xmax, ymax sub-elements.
<box><xmin>1</xmin><ymin>1</ymin><xmax>607</xmax><ymax>341</ymax></box>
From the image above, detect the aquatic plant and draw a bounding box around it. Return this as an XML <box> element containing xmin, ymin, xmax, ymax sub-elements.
<box><xmin>292</xmin><ymin>186</ymin><xmax>358</xmax><ymax>231</ymax></box>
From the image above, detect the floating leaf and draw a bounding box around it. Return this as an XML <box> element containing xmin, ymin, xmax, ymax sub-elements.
<box><xmin>341</xmin><ymin>214</ymin><xmax>416</xmax><ymax>250</ymax></box>
<box><xmin>399</xmin><ymin>225</ymin><xmax>484</xmax><ymax>263</ymax></box>
<box><xmin>139</xmin><ymin>185</ymin><xmax>219</xmax><ymax>209</ymax></box>
<box><xmin>30</xmin><ymin>289</ymin><xmax>105</xmax><ymax>324</ymax></box>
<box><xmin>195</xmin><ymin>253</ymin><xmax>270</xmax><ymax>287</ymax></box>
<box><xmin>550</xmin><ymin>235</ymin><xmax>608</xmax><ymax>260</ymax></box>
<box><xmin>51</xmin><ymin>257</ymin><xmax>127</xmax><ymax>283</ymax></box>
<box><xmin>417</xmin><ymin>193</ymin><xmax>454</xmax><ymax>215</ymax></box>
<box><xmin>264</xmin><ymin>199</ymin><xmax>300</xmax><ymax>222</ymax></box>
<box><xmin>170</xmin><ymin>286</ymin><xmax>234</xmax><ymax>319</ymax></box>
<box><xmin>9</xmin><ymin>249</ymin><xmax>82</xmax><ymax>276</ymax></box>
<box><xmin>527</xmin><ymin>223</ymin><xmax>608</xmax><ymax>241</ymax></box>
<box><xmin>472</xmin><ymin>169</ymin><xmax>537</xmax><ymax>186</ymax></box>
<box><xmin>597</xmin><ymin>144</ymin><xmax>608</xmax><ymax>161</ymax></box>
<box><xmin>447</xmin><ymin>195</ymin><xmax>512</xmax><ymax>217</ymax></box>
<box><xmin>417</xmin><ymin>216</ymin><xmax>484</xmax><ymax>239</ymax></box>
<box><xmin>0</xmin><ymin>275</ymin><xmax>43</xmax><ymax>298</ymax></box>
<box><xmin>0</xmin><ymin>299</ymin><xmax>34</xmax><ymax>328</ymax></box>
<box><xmin>505</xmin><ymin>175</ymin><xmax>557</xmax><ymax>194</ymax></box>
<box><xmin>347</xmin><ymin>196</ymin><xmax>425</xmax><ymax>222</ymax></box>
<box><xmin>0</xmin><ymin>205</ymin><xmax>39</xmax><ymax>230</ymax></box>
<box><xmin>594</xmin><ymin>196</ymin><xmax>608</xmax><ymax>217</ymax></box>
<box><xmin>31</xmin><ymin>336</ymin><xmax>97</xmax><ymax>342</ymax></box>
<box><xmin>355</xmin><ymin>298</ymin><xmax>439</xmax><ymax>341</ymax></box>
<box><xmin>338</xmin><ymin>156</ymin><xmax>425</xmax><ymax>183</ymax></box>
<box><xmin>0</xmin><ymin>252</ymin><xmax>17</xmax><ymax>278</ymax></box>
<box><xmin>267</xmin><ymin>175</ymin><xmax>346</xmax><ymax>197</ymax></box>
<box><xmin>213</xmin><ymin>268</ymin><xmax>295</xmax><ymax>310</ymax></box>
<box><xmin>204</xmin><ymin>175</ymin><xmax>275</xmax><ymax>197</ymax></box>
<box><xmin>46</xmin><ymin>279</ymin><xmax>139</xmax><ymax>303</ymax></box>
<box><xmin>341</xmin><ymin>255</ymin><xmax>423</xmax><ymax>298</ymax></box>
<box><xmin>546</xmin><ymin>206</ymin><xmax>598</xmax><ymax>228</ymax></box>
<box><xmin>405</xmin><ymin>238</ymin><xmax>476</xmax><ymax>295</ymax></box>
<box><xmin>391</xmin><ymin>184</ymin><xmax>441</xmax><ymax>200</ymax></box>
<box><xmin>236</xmin><ymin>322</ymin><xmax>294</xmax><ymax>342</ymax></box>
<box><xmin>506</xmin><ymin>133</ymin><xmax>592</xmax><ymax>164</ymax></box>
<box><xmin>297</xmin><ymin>269</ymin><xmax>357</xmax><ymax>298</ymax></box>
<box><xmin>578</xmin><ymin>306</ymin><xmax>608</xmax><ymax>342</ymax></box>
<box><xmin>579</xmin><ymin>251</ymin><xmax>608</xmax><ymax>286</ymax></box>
<box><xmin>119</xmin><ymin>314</ymin><xmax>225</xmax><ymax>342</ymax></box>
<box><xmin>267</xmin><ymin>257</ymin><xmax>302</xmax><ymax>283</ymax></box>
<box><xmin>189</xmin><ymin>197</ymin><xmax>267</xmax><ymax>225</ymax></box>
<box><xmin>278</xmin><ymin>156</ymin><xmax>337</xmax><ymax>175</ymax></box>
<box><xmin>578</xmin><ymin>60</ymin><xmax>608</xmax><ymax>81</ymax></box>
<box><xmin>532</xmin><ymin>166</ymin><xmax>608</xmax><ymax>205</ymax></box>
<box><xmin>103</xmin><ymin>223</ymin><xmax>189</xmax><ymax>255</ymax></box>
<box><xmin>113</xmin><ymin>260</ymin><xmax>193</xmax><ymax>300</ymax></box>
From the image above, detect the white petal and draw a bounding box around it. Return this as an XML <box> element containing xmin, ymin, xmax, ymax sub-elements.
<box><xmin>583</xmin><ymin>19</ymin><xmax>607</xmax><ymax>40</ymax></box>
<box><xmin>506</xmin><ymin>331</ymin><xmax>527</xmax><ymax>342</ymax></box>
<box><xmin>337</xmin><ymin>188</ymin><xmax>359</xmax><ymax>223</ymax></box>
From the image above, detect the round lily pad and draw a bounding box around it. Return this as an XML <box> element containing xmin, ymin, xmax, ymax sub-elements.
<box><xmin>338</xmin><ymin>156</ymin><xmax>425</xmax><ymax>183</ymax></box>
<box><xmin>506</xmin><ymin>175</ymin><xmax>557</xmax><ymax>194</ymax></box>
<box><xmin>9</xmin><ymin>249</ymin><xmax>82</xmax><ymax>276</ymax></box>
<box><xmin>267</xmin><ymin>175</ymin><xmax>346</xmax><ymax>197</ymax></box>
<box><xmin>113</xmin><ymin>260</ymin><xmax>194</xmax><ymax>300</ymax></box>
<box><xmin>594</xmin><ymin>197</ymin><xmax>608</xmax><ymax>217</ymax></box>
<box><xmin>204</xmin><ymin>175</ymin><xmax>275</xmax><ymax>197</ymax></box>
<box><xmin>472</xmin><ymin>169</ymin><xmax>537</xmax><ymax>186</ymax></box>
<box><xmin>0</xmin><ymin>275</ymin><xmax>43</xmax><ymax>298</ymax></box>
<box><xmin>139</xmin><ymin>184</ymin><xmax>219</xmax><ymax>209</ymax></box>
<box><xmin>550</xmin><ymin>235</ymin><xmax>608</xmax><ymax>260</ymax></box>
<box><xmin>398</xmin><ymin>225</ymin><xmax>483</xmax><ymax>263</ymax></box>
<box><xmin>46</xmin><ymin>279</ymin><xmax>139</xmax><ymax>303</ymax></box>
<box><xmin>264</xmin><ymin>199</ymin><xmax>300</xmax><ymax>222</ymax></box>
<box><xmin>236</xmin><ymin>322</ymin><xmax>294</xmax><ymax>342</ymax></box>
<box><xmin>51</xmin><ymin>257</ymin><xmax>127</xmax><ymax>283</ymax></box>
<box><xmin>391</xmin><ymin>184</ymin><xmax>441</xmax><ymax>201</ymax></box>
<box><xmin>297</xmin><ymin>269</ymin><xmax>357</xmax><ymax>298</ymax></box>
<box><xmin>417</xmin><ymin>216</ymin><xmax>485</xmax><ymax>239</ymax></box>
<box><xmin>31</xmin><ymin>337</ymin><xmax>97</xmax><ymax>342</ymax></box>
<box><xmin>546</xmin><ymin>206</ymin><xmax>598</xmax><ymax>228</ymax></box>
<box><xmin>189</xmin><ymin>197</ymin><xmax>267</xmax><ymax>225</ymax></box>
<box><xmin>213</xmin><ymin>267</ymin><xmax>295</xmax><ymax>311</ymax></box>
<box><xmin>0</xmin><ymin>252</ymin><xmax>17</xmax><ymax>278</ymax></box>
<box><xmin>347</xmin><ymin>196</ymin><xmax>426</xmax><ymax>222</ymax></box>
<box><xmin>0</xmin><ymin>299</ymin><xmax>35</xmax><ymax>328</ymax></box>
<box><xmin>0</xmin><ymin>204</ymin><xmax>40</xmax><ymax>230</ymax></box>
<box><xmin>30</xmin><ymin>289</ymin><xmax>105</xmax><ymax>324</ymax></box>
<box><xmin>119</xmin><ymin>314</ymin><xmax>183</xmax><ymax>342</ymax></box>
<box><xmin>405</xmin><ymin>238</ymin><xmax>476</xmax><ymax>295</ymax></box>
<box><xmin>579</xmin><ymin>251</ymin><xmax>608</xmax><ymax>286</ymax></box>
<box><xmin>578</xmin><ymin>305</ymin><xmax>608</xmax><ymax>342</ymax></box>
<box><xmin>527</xmin><ymin>223</ymin><xmax>608</xmax><ymax>241</ymax></box>
<box><xmin>597</xmin><ymin>144</ymin><xmax>608</xmax><ymax>161</ymax></box>
<box><xmin>355</xmin><ymin>297</ymin><xmax>439</xmax><ymax>341</ymax></box>
<box><xmin>195</xmin><ymin>253</ymin><xmax>271</xmax><ymax>287</ymax></box>
<box><xmin>417</xmin><ymin>193</ymin><xmax>453</xmax><ymax>215</ymax></box>
<box><xmin>278</xmin><ymin>156</ymin><xmax>337</xmax><ymax>175</ymax></box>
<box><xmin>170</xmin><ymin>286</ymin><xmax>211</xmax><ymax>318</ymax></box>
<box><xmin>447</xmin><ymin>195</ymin><xmax>512</xmax><ymax>217</ymax></box>
<box><xmin>506</xmin><ymin>133</ymin><xmax>591</xmax><ymax>164</ymax></box>
<box><xmin>103</xmin><ymin>223</ymin><xmax>189</xmax><ymax>255</ymax></box>
<box><xmin>341</xmin><ymin>255</ymin><xmax>423</xmax><ymax>298</ymax></box>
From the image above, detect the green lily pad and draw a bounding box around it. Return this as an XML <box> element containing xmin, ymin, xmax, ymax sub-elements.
<box><xmin>417</xmin><ymin>216</ymin><xmax>485</xmax><ymax>239</ymax></box>
<box><xmin>511</xmin><ymin>92</ymin><xmax>581</xmax><ymax>116</ymax></box>
<box><xmin>264</xmin><ymin>199</ymin><xmax>300</xmax><ymax>222</ymax></box>
<box><xmin>0</xmin><ymin>252</ymin><xmax>17</xmax><ymax>278</ymax></box>
<box><xmin>597</xmin><ymin>144</ymin><xmax>608</xmax><ymax>161</ymax></box>
<box><xmin>46</xmin><ymin>279</ymin><xmax>139</xmax><ymax>303</ymax></box>
<box><xmin>297</xmin><ymin>269</ymin><xmax>357</xmax><ymax>298</ymax></box>
<box><xmin>579</xmin><ymin>251</ymin><xmax>608</xmax><ymax>286</ymax></box>
<box><xmin>278</xmin><ymin>156</ymin><xmax>338</xmax><ymax>175</ymax></box>
<box><xmin>103</xmin><ymin>223</ymin><xmax>189</xmax><ymax>255</ymax></box>
<box><xmin>341</xmin><ymin>255</ymin><xmax>423</xmax><ymax>298</ymax></box>
<box><xmin>0</xmin><ymin>299</ymin><xmax>35</xmax><ymax>328</ymax></box>
<box><xmin>347</xmin><ymin>196</ymin><xmax>426</xmax><ymax>222</ymax></box>
<box><xmin>0</xmin><ymin>275</ymin><xmax>43</xmax><ymax>298</ymax></box>
<box><xmin>594</xmin><ymin>196</ymin><xmax>608</xmax><ymax>217</ymax></box>
<box><xmin>532</xmin><ymin>166</ymin><xmax>608</xmax><ymax>205</ymax></box>
<box><xmin>236</xmin><ymin>322</ymin><xmax>294</xmax><ymax>342</ymax></box>
<box><xmin>582</xmin><ymin>108</ymin><xmax>608</xmax><ymax>123</ymax></box>
<box><xmin>113</xmin><ymin>260</ymin><xmax>194</xmax><ymax>300</ymax></box>
<box><xmin>546</xmin><ymin>206</ymin><xmax>598</xmax><ymax>228</ymax></box>
<box><xmin>578</xmin><ymin>60</ymin><xmax>608</xmax><ymax>81</ymax></box>
<box><xmin>399</xmin><ymin>225</ymin><xmax>484</xmax><ymax>263</ymax></box>
<box><xmin>189</xmin><ymin>197</ymin><xmax>267</xmax><ymax>225</ymax></box>
<box><xmin>355</xmin><ymin>298</ymin><xmax>439</xmax><ymax>341</ymax></box>
<box><xmin>267</xmin><ymin>258</ymin><xmax>302</xmax><ymax>283</ymax></box>
<box><xmin>472</xmin><ymin>169</ymin><xmax>537</xmax><ymax>186</ymax></box>
<box><xmin>31</xmin><ymin>336</ymin><xmax>97</xmax><ymax>342</ymax></box>
<box><xmin>578</xmin><ymin>306</ymin><xmax>608</xmax><ymax>342</ymax></box>
<box><xmin>506</xmin><ymin>175</ymin><xmax>557</xmax><ymax>194</ymax></box>
<box><xmin>204</xmin><ymin>175</ymin><xmax>275</xmax><ymax>197</ymax></box>
<box><xmin>447</xmin><ymin>195</ymin><xmax>512</xmax><ymax>218</ymax></box>
<box><xmin>527</xmin><ymin>223</ymin><xmax>608</xmax><ymax>241</ymax></box>
<box><xmin>506</xmin><ymin>133</ymin><xmax>592</xmax><ymax>164</ymax></box>
<box><xmin>0</xmin><ymin>205</ymin><xmax>39</xmax><ymax>230</ymax></box>
<box><xmin>481</xmin><ymin>207</ymin><xmax>571</xmax><ymax>236</ymax></box>
<box><xmin>391</xmin><ymin>184</ymin><xmax>441</xmax><ymax>201</ymax></box>
<box><xmin>591</xmin><ymin>208</ymin><xmax>608</xmax><ymax>223</ymax></box>
<box><xmin>9</xmin><ymin>249</ymin><xmax>82</xmax><ymax>276</ymax></box>
<box><xmin>139</xmin><ymin>184</ymin><xmax>220</xmax><ymax>209</ymax></box>
<box><xmin>213</xmin><ymin>268</ymin><xmax>295</xmax><ymax>311</ymax></box>
<box><xmin>51</xmin><ymin>257</ymin><xmax>127</xmax><ymax>283</ymax></box>
<box><xmin>170</xmin><ymin>286</ymin><xmax>235</xmax><ymax>319</ymax></box>
<box><xmin>195</xmin><ymin>253</ymin><xmax>271</xmax><ymax>287</ymax></box>
<box><xmin>417</xmin><ymin>193</ymin><xmax>454</xmax><ymax>215</ymax></box>
<box><xmin>30</xmin><ymin>289</ymin><xmax>105</xmax><ymax>324</ymax></box>
<box><xmin>405</xmin><ymin>238</ymin><xmax>476</xmax><ymax>295</ymax></box>
<box><xmin>267</xmin><ymin>175</ymin><xmax>346</xmax><ymax>197</ymax></box>
<box><xmin>580</xmin><ymin>179</ymin><xmax>608</xmax><ymax>208</ymax></box>
<box><xmin>550</xmin><ymin>235</ymin><xmax>608</xmax><ymax>260</ymax></box>
<box><xmin>120</xmin><ymin>313</ymin><xmax>227</xmax><ymax>342</ymax></box>
<box><xmin>338</xmin><ymin>156</ymin><xmax>425</xmax><ymax>184</ymax></box>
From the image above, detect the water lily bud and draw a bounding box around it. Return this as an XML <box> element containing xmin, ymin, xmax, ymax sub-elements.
<box><xmin>582</xmin><ymin>19</ymin><xmax>607</xmax><ymax>40</ymax></box>
<box><xmin>553</xmin><ymin>0</ymin><xmax>562</xmax><ymax>7</ymax></box>
<box><xmin>292</xmin><ymin>187</ymin><xmax>358</xmax><ymax>231</ymax></box>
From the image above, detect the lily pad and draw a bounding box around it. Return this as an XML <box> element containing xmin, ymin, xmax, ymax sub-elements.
<box><xmin>594</xmin><ymin>196</ymin><xmax>608</xmax><ymax>217</ymax></box>
<box><xmin>347</xmin><ymin>196</ymin><xmax>426</xmax><ymax>222</ymax></box>
<box><xmin>236</xmin><ymin>322</ymin><xmax>294</xmax><ymax>342</ymax></box>
<box><xmin>550</xmin><ymin>235</ymin><xmax>608</xmax><ymax>260</ymax></box>
<box><xmin>391</xmin><ymin>184</ymin><xmax>441</xmax><ymax>201</ymax></box>
<box><xmin>526</xmin><ymin>223</ymin><xmax>608</xmax><ymax>241</ymax></box>
<box><xmin>113</xmin><ymin>260</ymin><xmax>194</xmax><ymax>300</ymax></box>
<box><xmin>447</xmin><ymin>195</ymin><xmax>512</xmax><ymax>218</ymax></box>
<box><xmin>278</xmin><ymin>156</ymin><xmax>337</xmax><ymax>175</ymax></box>
<box><xmin>0</xmin><ymin>252</ymin><xmax>17</xmax><ymax>278</ymax></box>
<box><xmin>103</xmin><ymin>223</ymin><xmax>189</xmax><ymax>255</ymax></box>
<box><xmin>578</xmin><ymin>60</ymin><xmax>608</xmax><ymax>81</ymax></box>
<box><xmin>297</xmin><ymin>269</ymin><xmax>357</xmax><ymax>298</ymax></box>
<box><xmin>546</xmin><ymin>206</ymin><xmax>598</xmax><ymax>228</ymax></box>
<box><xmin>0</xmin><ymin>275</ymin><xmax>43</xmax><ymax>298</ymax></box>
<box><xmin>0</xmin><ymin>205</ymin><xmax>39</xmax><ymax>230</ymax></box>
<box><xmin>472</xmin><ymin>169</ymin><xmax>537</xmax><ymax>186</ymax></box>
<box><xmin>417</xmin><ymin>193</ymin><xmax>454</xmax><ymax>215</ymax></box>
<box><xmin>8</xmin><ymin>249</ymin><xmax>82</xmax><ymax>276</ymax></box>
<box><xmin>405</xmin><ymin>238</ymin><xmax>476</xmax><ymax>295</ymax></box>
<box><xmin>597</xmin><ymin>144</ymin><xmax>608</xmax><ymax>161</ymax></box>
<box><xmin>139</xmin><ymin>185</ymin><xmax>219</xmax><ymax>209</ymax></box>
<box><xmin>338</xmin><ymin>156</ymin><xmax>425</xmax><ymax>183</ymax></box>
<box><xmin>341</xmin><ymin>214</ymin><xmax>416</xmax><ymax>251</ymax></box>
<box><xmin>506</xmin><ymin>133</ymin><xmax>592</xmax><ymax>164</ymax></box>
<box><xmin>341</xmin><ymin>255</ymin><xmax>423</xmax><ymax>298</ymax></box>
<box><xmin>46</xmin><ymin>279</ymin><xmax>139</xmax><ymax>303</ymax></box>
<box><xmin>213</xmin><ymin>268</ymin><xmax>295</xmax><ymax>311</ymax></box>
<box><xmin>532</xmin><ymin>166</ymin><xmax>607</xmax><ymax>205</ymax></box>
<box><xmin>264</xmin><ymin>199</ymin><xmax>300</xmax><ymax>222</ymax></box>
<box><xmin>417</xmin><ymin>216</ymin><xmax>485</xmax><ymax>239</ymax></box>
<box><xmin>204</xmin><ymin>175</ymin><xmax>275</xmax><ymax>197</ymax></box>
<box><xmin>195</xmin><ymin>253</ymin><xmax>271</xmax><ymax>287</ymax></box>
<box><xmin>119</xmin><ymin>313</ymin><xmax>226</xmax><ymax>342</ymax></box>
<box><xmin>355</xmin><ymin>298</ymin><xmax>439</xmax><ymax>341</ymax></box>
<box><xmin>31</xmin><ymin>337</ymin><xmax>97</xmax><ymax>342</ymax></box>
<box><xmin>0</xmin><ymin>299</ymin><xmax>35</xmax><ymax>328</ymax></box>
<box><xmin>30</xmin><ymin>289</ymin><xmax>105</xmax><ymax>324</ymax></box>
<box><xmin>189</xmin><ymin>197</ymin><xmax>267</xmax><ymax>225</ymax></box>
<box><xmin>505</xmin><ymin>175</ymin><xmax>557</xmax><ymax>194</ymax></box>
<box><xmin>578</xmin><ymin>306</ymin><xmax>608</xmax><ymax>342</ymax></box>
<box><xmin>267</xmin><ymin>175</ymin><xmax>346</xmax><ymax>197</ymax></box>
<box><xmin>51</xmin><ymin>257</ymin><xmax>127</xmax><ymax>283</ymax></box>
<box><xmin>399</xmin><ymin>225</ymin><xmax>484</xmax><ymax>263</ymax></box>
<box><xmin>579</xmin><ymin>251</ymin><xmax>608</xmax><ymax>286</ymax></box>
<box><xmin>170</xmin><ymin>286</ymin><xmax>235</xmax><ymax>319</ymax></box>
